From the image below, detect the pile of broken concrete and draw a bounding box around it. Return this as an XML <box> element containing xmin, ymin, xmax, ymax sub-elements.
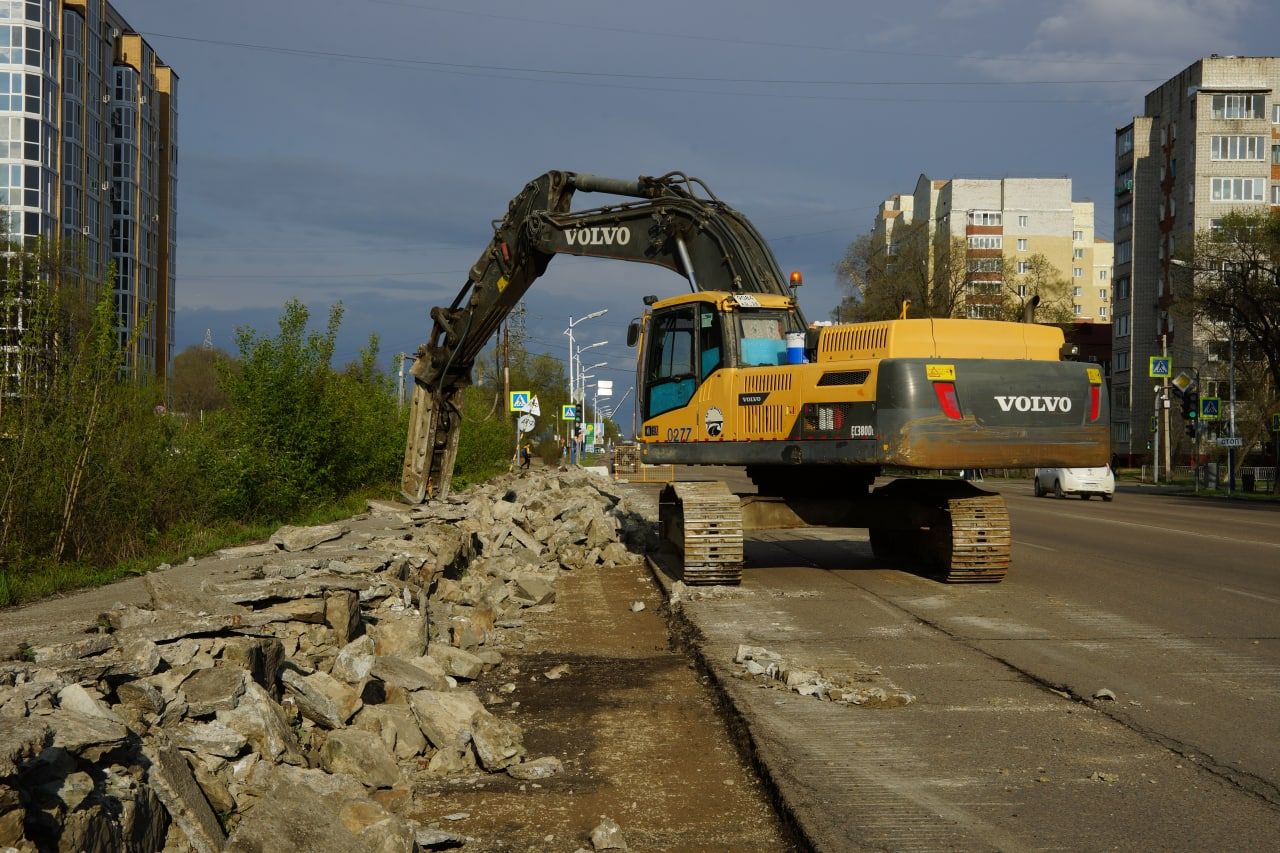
<box><xmin>0</xmin><ymin>468</ymin><xmax>652</xmax><ymax>852</ymax></box>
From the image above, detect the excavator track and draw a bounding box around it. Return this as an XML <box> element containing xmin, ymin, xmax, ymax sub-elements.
<box><xmin>933</xmin><ymin>494</ymin><xmax>1011</xmax><ymax>583</ymax></box>
<box><xmin>659</xmin><ymin>482</ymin><xmax>743</xmax><ymax>585</ymax></box>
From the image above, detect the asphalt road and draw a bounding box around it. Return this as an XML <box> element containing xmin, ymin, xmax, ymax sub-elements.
<box><xmin>650</xmin><ymin>473</ymin><xmax>1280</xmax><ymax>850</ymax></box>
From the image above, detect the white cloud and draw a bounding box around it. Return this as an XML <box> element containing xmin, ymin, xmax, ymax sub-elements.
<box><xmin>965</xmin><ymin>0</ymin><xmax>1255</xmax><ymax>86</ymax></box>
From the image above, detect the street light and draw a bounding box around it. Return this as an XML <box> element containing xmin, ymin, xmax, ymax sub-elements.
<box><xmin>564</xmin><ymin>311</ymin><xmax>607</xmax><ymax>460</ymax></box>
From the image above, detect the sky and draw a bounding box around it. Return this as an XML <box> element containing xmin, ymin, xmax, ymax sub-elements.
<box><xmin>114</xmin><ymin>0</ymin><xmax>1280</xmax><ymax>429</ymax></box>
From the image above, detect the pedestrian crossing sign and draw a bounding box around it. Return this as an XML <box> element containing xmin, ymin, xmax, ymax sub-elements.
<box><xmin>1200</xmin><ymin>397</ymin><xmax>1221</xmax><ymax>420</ymax></box>
<box><xmin>509</xmin><ymin>391</ymin><xmax>531</xmax><ymax>412</ymax></box>
<box><xmin>561</xmin><ymin>405</ymin><xmax>577</xmax><ymax>421</ymax></box>
<box><xmin>1148</xmin><ymin>357</ymin><xmax>1171</xmax><ymax>378</ymax></box>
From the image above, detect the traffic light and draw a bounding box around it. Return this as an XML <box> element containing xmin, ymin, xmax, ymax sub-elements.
<box><xmin>1185</xmin><ymin>422</ymin><xmax>1197</xmax><ymax>438</ymax></box>
<box><xmin>1182</xmin><ymin>391</ymin><xmax>1199</xmax><ymax>421</ymax></box>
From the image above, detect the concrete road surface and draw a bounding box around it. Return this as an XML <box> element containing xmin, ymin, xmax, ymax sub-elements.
<box><xmin>650</xmin><ymin>473</ymin><xmax>1280</xmax><ymax>851</ymax></box>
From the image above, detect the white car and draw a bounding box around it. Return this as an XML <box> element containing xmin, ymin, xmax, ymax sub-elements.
<box><xmin>1034</xmin><ymin>466</ymin><xmax>1115</xmax><ymax>501</ymax></box>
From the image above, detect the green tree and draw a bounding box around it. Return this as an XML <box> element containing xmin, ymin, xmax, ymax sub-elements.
<box><xmin>998</xmin><ymin>253</ymin><xmax>1074</xmax><ymax>324</ymax></box>
<box><xmin>833</xmin><ymin>228</ymin><xmax>971</xmax><ymax>321</ymax></box>
<box><xmin>171</xmin><ymin>344</ymin><xmax>231</xmax><ymax>414</ymax></box>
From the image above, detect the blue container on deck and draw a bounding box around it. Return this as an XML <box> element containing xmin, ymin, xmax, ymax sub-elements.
<box><xmin>785</xmin><ymin>332</ymin><xmax>806</xmax><ymax>365</ymax></box>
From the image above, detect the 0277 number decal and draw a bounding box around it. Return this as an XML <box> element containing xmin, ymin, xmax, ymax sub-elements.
<box><xmin>665</xmin><ymin>427</ymin><xmax>692</xmax><ymax>442</ymax></box>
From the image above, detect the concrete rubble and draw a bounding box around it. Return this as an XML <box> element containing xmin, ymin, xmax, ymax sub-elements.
<box><xmin>734</xmin><ymin>644</ymin><xmax>916</xmax><ymax>707</ymax></box>
<box><xmin>0</xmin><ymin>468</ymin><xmax>651</xmax><ymax>852</ymax></box>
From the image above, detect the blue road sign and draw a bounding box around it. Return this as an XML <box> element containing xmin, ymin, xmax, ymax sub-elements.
<box><xmin>561</xmin><ymin>405</ymin><xmax>578</xmax><ymax>421</ymax></box>
<box><xmin>1200</xmin><ymin>397</ymin><xmax>1221</xmax><ymax>420</ymax></box>
<box><xmin>1148</xmin><ymin>357</ymin><xmax>1171</xmax><ymax>378</ymax></box>
<box><xmin>508</xmin><ymin>391</ymin><xmax>531</xmax><ymax>412</ymax></box>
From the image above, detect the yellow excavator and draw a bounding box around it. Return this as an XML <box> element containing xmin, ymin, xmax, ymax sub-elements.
<box><xmin>402</xmin><ymin>171</ymin><xmax>1108</xmax><ymax>584</ymax></box>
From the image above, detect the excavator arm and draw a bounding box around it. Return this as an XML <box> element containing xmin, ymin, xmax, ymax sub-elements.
<box><xmin>401</xmin><ymin>170</ymin><xmax>790</xmax><ymax>501</ymax></box>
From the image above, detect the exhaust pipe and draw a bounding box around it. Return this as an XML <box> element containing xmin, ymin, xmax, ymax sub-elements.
<box><xmin>1023</xmin><ymin>294</ymin><xmax>1041</xmax><ymax>324</ymax></box>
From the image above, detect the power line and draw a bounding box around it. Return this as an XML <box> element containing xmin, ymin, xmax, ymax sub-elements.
<box><xmin>361</xmin><ymin>0</ymin><xmax>1172</xmax><ymax>69</ymax></box>
<box><xmin>142</xmin><ymin>31</ymin><xmax>1143</xmax><ymax>105</ymax></box>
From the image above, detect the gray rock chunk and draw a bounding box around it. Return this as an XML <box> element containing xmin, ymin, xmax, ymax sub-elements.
<box><xmin>257</xmin><ymin>597</ymin><xmax>328</xmax><ymax>624</ymax></box>
<box><xmin>324</xmin><ymin>590</ymin><xmax>362</xmax><ymax>646</ymax></box>
<box><xmin>57</xmin><ymin>683</ymin><xmax>124</xmax><ymax>723</ymax></box>
<box><xmin>427</xmin><ymin>644</ymin><xmax>484</xmax><ymax>680</ymax></box>
<box><xmin>318</xmin><ymin>729</ymin><xmax>400</xmax><ymax>789</ymax></box>
<box><xmin>408</xmin><ymin>690</ymin><xmax>485</xmax><ymax>750</ymax></box>
<box><xmin>170</xmin><ymin>720</ymin><xmax>248</xmax><ymax>758</ymax></box>
<box><xmin>180</xmin><ymin>666</ymin><xmax>247</xmax><ymax>717</ymax></box>
<box><xmin>369</xmin><ymin>613</ymin><xmax>427</xmax><ymax>658</ymax></box>
<box><xmin>216</xmin><ymin>681</ymin><xmax>304</xmax><ymax>765</ymax></box>
<box><xmin>143</xmin><ymin>743</ymin><xmax>227</xmax><ymax>853</ymax></box>
<box><xmin>591</xmin><ymin>816</ymin><xmax>628</xmax><ymax>850</ymax></box>
<box><xmin>116</xmin><ymin>679</ymin><xmax>167</xmax><ymax>716</ymax></box>
<box><xmin>370</xmin><ymin>656</ymin><xmax>449</xmax><ymax>694</ymax></box>
<box><xmin>219</xmin><ymin>636</ymin><xmax>285</xmax><ymax>697</ymax></box>
<box><xmin>509</xmin><ymin>573</ymin><xmax>555</xmax><ymax>606</ymax></box>
<box><xmin>470</xmin><ymin>709</ymin><xmax>526</xmax><ymax>770</ymax></box>
<box><xmin>0</xmin><ymin>716</ymin><xmax>52</xmax><ymax>775</ymax></box>
<box><xmin>269</xmin><ymin>522</ymin><xmax>350</xmax><ymax>552</ymax></box>
<box><xmin>506</xmin><ymin>755</ymin><xmax>564</xmax><ymax>780</ymax></box>
<box><xmin>417</xmin><ymin>827</ymin><xmax>469</xmax><ymax>849</ymax></box>
<box><xmin>120</xmin><ymin>637</ymin><xmax>162</xmax><ymax>676</ymax></box>
<box><xmin>215</xmin><ymin>542</ymin><xmax>277</xmax><ymax>559</ymax></box>
<box><xmin>331</xmin><ymin>635</ymin><xmax>376</xmax><ymax>684</ymax></box>
<box><xmin>281</xmin><ymin>669</ymin><xmax>361</xmax><ymax>729</ymax></box>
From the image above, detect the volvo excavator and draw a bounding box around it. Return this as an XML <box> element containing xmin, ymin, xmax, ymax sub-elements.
<box><xmin>401</xmin><ymin>171</ymin><xmax>1108</xmax><ymax>585</ymax></box>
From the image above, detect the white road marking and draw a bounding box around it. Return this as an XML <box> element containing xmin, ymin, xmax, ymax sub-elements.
<box><xmin>1016</xmin><ymin>540</ymin><xmax>1057</xmax><ymax>552</ymax></box>
<box><xmin>1217</xmin><ymin>586</ymin><xmax>1280</xmax><ymax>605</ymax></box>
<box><xmin>1016</xmin><ymin>504</ymin><xmax>1280</xmax><ymax>549</ymax></box>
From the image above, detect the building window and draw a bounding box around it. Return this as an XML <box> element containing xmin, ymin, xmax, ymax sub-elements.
<box><xmin>1073</xmin><ymin>248</ymin><xmax>1085</xmax><ymax>259</ymax></box>
<box><xmin>967</xmin><ymin>235</ymin><xmax>1002</xmax><ymax>249</ymax></box>
<box><xmin>1073</xmin><ymin>229</ymin><xmax>1084</xmax><ymax>242</ymax></box>
<box><xmin>1016</xmin><ymin>238</ymin><xmax>1027</xmax><ymax>251</ymax></box>
<box><xmin>1099</xmin><ymin>288</ymin><xmax>1108</xmax><ymax>300</ymax></box>
<box><xmin>1274</xmin><ymin>103</ymin><xmax>1280</xmax><ymax>123</ymax></box>
<box><xmin>1272</xmin><ymin>184</ymin><xmax>1280</xmax><ymax>205</ymax></box>
<box><xmin>1098</xmin><ymin>269</ymin><xmax>1109</xmax><ymax>281</ymax></box>
<box><xmin>1017</xmin><ymin>284</ymin><xmax>1027</xmax><ymax>297</ymax></box>
<box><xmin>1073</xmin><ymin>304</ymin><xmax>1083</xmax><ymax>316</ymax></box>
<box><xmin>968</xmin><ymin>258</ymin><xmax>1001</xmax><ymax>273</ymax></box>
<box><xmin>1117</xmin><ymin>126</ymin><xmax>1134</xmax><ymax>156</ymax></box>
<box><xmin>1113</xmin><ymin>421</ymin><xmax>1130</xmax><ymax>443</ymax></box>
<box><xmin>1116</xmin><ymin>168</ymin><xmax>1133</xmax><ymax>195</ymax></box>
<box><xmin>1273</xmin><ymin>144</ymin><xmax>1280</xmax><ymax>165</ymax></box>
<box><xmin>1073</xmin><ymin>286</ymin><xmax>1082</xmax><ymax>297</ymax></box>
<box><xmin>1073</xmin><ymin>268</ymin><xmax>1083</xmax><ymax>278</ymax></box>
<box><xmin>967</xmin><ymin>210</ymin><xmax>1002</xmax><ymax>225</ymax></box>
<box><xmin>1099</xmin><ymin>306</ymin><xmax>1108</xmax><ymax>317</ymax></box>
<box><xmin>1210</xmin><ymin>135</ymin><xmax>1266</xmax><ymax>160</ymax></box>
<box><xmin>1016</xmin><ymin>261</ymin><xmax>1029</xmax><ymax>274</ymax></box>
<box><xmin>1018</xmin><ymin>215</ymin><xmax>1028</xmax><ymax>227</ymax></box>
<box><xmin>1210</xmin><ymin>177</ymin><xmax>1265</xmax><ymax>201</ymax></box>
<box><xmin>1115</xmin><ymin>314</ymin><xmax>1130</xmax><ymax>336</ymax></box>
<box><xmin>1117</xmin><ymin>203</ymin><xmax>1132</xmax><ymax>228</ymax></box>
<box><xmin>1115</xmin><ymin>351</ymin><xmax>1129</xmax><ymax>372</ymax></box>
<box><xmin>1211</xmin><ymin>93</ymin><xmax>1261</xmax><ymax>119</ymax></box>
<box><xmin>1115</xmin><ymin>277</ymin><xmax>1129</xmax><ymax>300</ymax></box>
<box><xmin>1115</xmin><ymin>240</ymin><xmax>1131</xmax><ymax>264</ymax></box>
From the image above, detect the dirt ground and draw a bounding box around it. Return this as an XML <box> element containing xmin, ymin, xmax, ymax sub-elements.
<box><xmin>407</xmin><ymin>557</ymin><xmax>797</xmax><ymax>852</ymax></box>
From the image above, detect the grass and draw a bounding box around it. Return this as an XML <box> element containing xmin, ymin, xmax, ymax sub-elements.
<box><xmin>0</xmin><ymin>483</ymin><xmax>398</xmax><ymax>608</ymax></box>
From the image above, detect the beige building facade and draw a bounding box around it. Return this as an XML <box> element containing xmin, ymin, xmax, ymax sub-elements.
<box><xmin>1112</xmin><ymin>56</ymin><xmax>1280</xmax><ymax>461</ymax></box>
<box><xmin>872</xmin><ymin>175</ymin><xmax>1111</xmax><ymax>323</ymax></box>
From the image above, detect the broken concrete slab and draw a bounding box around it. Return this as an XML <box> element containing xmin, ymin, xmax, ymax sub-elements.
<box><xmin>269</xmin><ymin>522</ymin><xmax>350</xmax><ymax>552</ymax></box>
<box><xmin>216</xmin><ymin>681</ymin><xmax>304</xmax><ymax>766</ymax></box>
<box><xmin>143</xmin><ymin>743</ymin><xmax>227</xmax><ymax>853</ymax></box>
<box><xmin>318</xmin><ymin>729</ymin><xmax>400</xmax><ymax>789</ymax></box>
<box><xmin>180</xmin><ymin>666</ymin><xmax>248</xmax><ymax>718</ymax></box>
<box><xmin>281</xmin><ymin>670</ymin><xmax>361</xmax><ymax>729</ymax></box>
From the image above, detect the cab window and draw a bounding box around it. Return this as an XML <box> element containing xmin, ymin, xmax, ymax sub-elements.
<box><xmin>738</xmin><ymin>310</ymin><xmax>800</xmax><ymax>366</ymax></box>
<box><xmin>698</xmin><ymin>303</ymin><xmax>723</xmax><ymax>379</ymax></box>
<box><xmin>644</xmin><ymin>307</ymin><xmax>696</xmax><ymax>418</ymax></box>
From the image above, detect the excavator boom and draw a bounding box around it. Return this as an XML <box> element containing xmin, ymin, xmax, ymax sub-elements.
<box><xmin>402</xmin><ymin>170</ymin><xmax>791</xmax><ymax>501</ymax></box>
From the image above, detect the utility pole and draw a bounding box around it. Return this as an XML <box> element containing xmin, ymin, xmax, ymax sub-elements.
<box><xmin>1153</xmin><ymin>386</ymin><xmax>1161</xmax><ymax>484</ymax></box>
<box><xmin>397</xmin><ymin>352</ymin><xmax>406</xmax><ymax>410</ymax></box>
<box><xmin>1161</xmin><ymin>333</ymin><xmax>1171</xmax><ymax>482</ymax></box>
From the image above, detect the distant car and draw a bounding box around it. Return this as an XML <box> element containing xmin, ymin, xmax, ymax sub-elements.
<box><xmin>1034</xmin><ymin>466</ymin><xmax>1115</xmax><ymax>501</ymax></box>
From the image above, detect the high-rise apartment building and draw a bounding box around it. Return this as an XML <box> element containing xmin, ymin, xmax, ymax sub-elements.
<box><xmin>1112</xmin><ymin>56</ymin><xmax>1279</xmax><ymax>462</ymax></box>
<box><xmin>1</xmin><ymin>0</ymin><xmax>177</xmax><ymax>383</ymax></box>
<box><xmin>872</xmin><ymin>175</ymin><xmax>1111</xmax><ymax>323</ymax></box>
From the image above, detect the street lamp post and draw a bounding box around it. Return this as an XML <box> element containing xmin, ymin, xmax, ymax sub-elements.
<box><xmin>564</xmin><ymin>311</ymin><xmax>607</xmax><ymax>461</ymax></box>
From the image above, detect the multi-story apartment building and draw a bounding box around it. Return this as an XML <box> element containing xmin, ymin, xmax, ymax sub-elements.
<box><xmin>0</xmin><ymin>0</ymin><xmax>177</xmax><ymax>385</ymax></box>
<box><xmin>1112</xmin><ymin>56</ymin><xmax>1280</xmax><ymax>463</ymax></box>
<box><xmin>872</xmin><ymin>175</ymin><xmax>1111</xmax><ymax>324</ymax></box>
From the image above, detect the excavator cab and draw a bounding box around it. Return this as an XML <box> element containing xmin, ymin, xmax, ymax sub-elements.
<box><xmin>632</xmin><ymin>291</ymin><xmax>804</xmax><ymax>426</ymax></box>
